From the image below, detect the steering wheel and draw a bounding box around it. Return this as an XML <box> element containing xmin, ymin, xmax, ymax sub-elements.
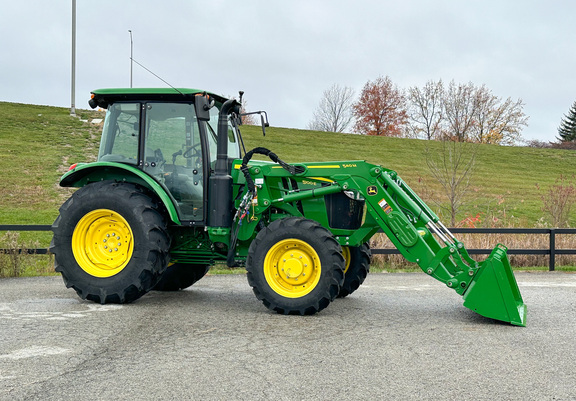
<box><xmin>182</xmin><ymin>143</ymin><xmax>201</xmax><ymax>159</ymax></box>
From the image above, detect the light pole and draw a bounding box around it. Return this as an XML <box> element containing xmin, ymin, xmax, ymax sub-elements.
<box><xmin>129</xmin><ymin>30</ymin><xmax>133</xmax><ymax>88</ymax></box>
<box><xmin>70</xmin><ymin>0</ymin><xmax>76</xmax><ymax>116</ymax></box>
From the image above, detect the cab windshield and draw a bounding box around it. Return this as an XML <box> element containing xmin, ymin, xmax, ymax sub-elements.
<box><xmin>206</xmin><ymin>106</ymin><xmax>241</xmax><ymax>164</ymax></box>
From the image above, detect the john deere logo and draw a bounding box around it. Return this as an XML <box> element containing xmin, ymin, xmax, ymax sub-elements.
<box><xmin>367</xmin><ymin>186</ymin><xmax>378</xmax><ymax>196</ymax></box>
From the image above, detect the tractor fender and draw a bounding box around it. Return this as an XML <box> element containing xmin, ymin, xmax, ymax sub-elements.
<box><xmin>59</xmin><ymin>161</ymin><xmax>181</xmax><ymax>224</ymax></box>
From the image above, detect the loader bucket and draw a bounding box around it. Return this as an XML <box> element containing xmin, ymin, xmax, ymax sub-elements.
<box><xmin>462</xmin><ymin>244</ymin><xmax>526</xmax><ymax>326</ymax></box>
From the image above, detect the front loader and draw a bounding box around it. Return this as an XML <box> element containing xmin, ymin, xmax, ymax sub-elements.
<box><xmin>51</xmin><ymin>88</ymin><xmax>526</xmax><ymax>326</ymax></box>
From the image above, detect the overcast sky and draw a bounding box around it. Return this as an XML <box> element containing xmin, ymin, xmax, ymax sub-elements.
<box><xmin>1</xmin><ymin>0</ymin><xmax>575</xmax><ymax>143</ymax></box>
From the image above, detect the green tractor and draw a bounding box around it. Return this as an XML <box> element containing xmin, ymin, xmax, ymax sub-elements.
<box><xmin>51</xmin><ymin>88</ymin><xmax>526</xmax><ymax>326</ymax></box>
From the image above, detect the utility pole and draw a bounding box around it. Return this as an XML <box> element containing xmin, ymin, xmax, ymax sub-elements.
<box><xmin>70</xmin><ymin>0</ymin><xmax>76</xmax><ymax>116</ymax></box>
<box><xmin>129</xmin><ymin>30</ymin><xmax>133</xmax><ymax>88</ymax></box>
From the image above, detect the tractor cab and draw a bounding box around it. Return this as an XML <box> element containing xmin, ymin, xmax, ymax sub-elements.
<box><xmin>85</xmin><ymin>88</ymin><xmax>242</xmax><ymax>223</ymax></box>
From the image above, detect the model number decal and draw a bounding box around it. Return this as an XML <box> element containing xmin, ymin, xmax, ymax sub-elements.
<box><xmin>342</xmin><ymin>164</ymin><xmax>357</xmax><ymax>168</ymax></box>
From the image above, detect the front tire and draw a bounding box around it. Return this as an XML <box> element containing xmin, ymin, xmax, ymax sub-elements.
<box><xmin>51</xmin><ymin>181</ymin><xmax>170</xmax><ymax>304</ymax></box>
<box><xmin>246</xmin><ymin>217</ymin><xmax>344</xmax><ymax>315</ymax></box>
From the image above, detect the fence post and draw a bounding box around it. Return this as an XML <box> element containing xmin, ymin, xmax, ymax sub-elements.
<box><xmin>549</xmin><ymin>229</ymin><xmax>556</xmax><ymax>271</ymax></box>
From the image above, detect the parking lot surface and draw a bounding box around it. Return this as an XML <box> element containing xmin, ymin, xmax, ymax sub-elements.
<box><xmin>1</xmin><ymin>272</ymin><xmax>575</xmax><ymax>400</ymax></box>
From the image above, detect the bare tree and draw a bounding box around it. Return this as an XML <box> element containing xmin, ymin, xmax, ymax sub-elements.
<box><xmin>472</xmin><ymin>86</ymin><xmax>528</xmax><ymax>145</ymax></box>
<box><xmin>425</xmin><ymin>140</ymin><xmax>478</xmax><ymax>226</ymax></box>
<box><xmin>308</xmin><ymin>84</ymin><xmax>355</xmax><ymax>133</ymax></box>
<box><xmin>353</xmin><ymin>76</ymin><xmax>407</xmax><ymax>136</ymax></box>
<box><xmin>240</xmin><ymin>100</ymin><xmax>257</xmax><ymax>125</ymax></box>
<box><xmin>442</xmin><ymin>81</ymin><xmax>478</xmax><ymax>142</ymax></box>
<box><xmin>407</xmin><ymin>79</ymin><xmax>445</xmax><ymax>140</ymax></box>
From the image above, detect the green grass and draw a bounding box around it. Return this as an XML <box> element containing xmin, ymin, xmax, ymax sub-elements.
<box><xmin>3</xmin><ymin>102</ymin><xmax>574</xmax><ymax>227</ymax></box>
<box><xmin>1</xmin><ymin>102</ymin><xmax>575</xmax><ymax>274</ymax></box>
<box><xmin>0</xmin><ymin>102</ymin><xmax>102</xmax><ymax>224</ymax></box>
<box><xmin>239</xmin><ymin>125</ymin><xmax>576</xmax><ymax>227</ymax></box>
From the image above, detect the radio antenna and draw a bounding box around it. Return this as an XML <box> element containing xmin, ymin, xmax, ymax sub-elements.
<box><xmin>130</xmin><ymin>57</ymin><xmax>184</xmax><ymax>96</ymax></box>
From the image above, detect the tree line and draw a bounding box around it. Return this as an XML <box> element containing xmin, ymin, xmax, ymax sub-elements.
<box><xmin>308</xmin><ymin>76</ymin><xmax>537</xmax><ymax>145</ymax></box>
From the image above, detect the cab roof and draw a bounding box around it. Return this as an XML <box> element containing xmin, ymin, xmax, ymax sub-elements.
<box><xmin>89</xmin><ymin>88</ymin><xmax>228</xmax><ymax>109</ymax></box>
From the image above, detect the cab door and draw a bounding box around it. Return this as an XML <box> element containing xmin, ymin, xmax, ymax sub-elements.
<box><xmin>142</xmin><ymin>102</ymin><xmax>205</xmax><ymax>222</ymax></box>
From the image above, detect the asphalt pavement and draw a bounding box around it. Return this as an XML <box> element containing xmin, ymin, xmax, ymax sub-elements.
<box><xmin>1</xmin><ymin>272</ymin><xmax>575</xmax><ymax>400</ymax></box>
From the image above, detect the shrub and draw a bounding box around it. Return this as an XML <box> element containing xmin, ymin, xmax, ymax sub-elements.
<box><xmin>537</xmin><ymin>174</ymin><xmax>576</xmax><ymax>227</ymax></box>
<box><xmin>0</xmin><ymin>232</ymin><xmax>26</xmax><ymax>278</ymax></box>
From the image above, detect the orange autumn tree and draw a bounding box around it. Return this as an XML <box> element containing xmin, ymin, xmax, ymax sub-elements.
<box><xmin>353</xmin><ymin>76</ymin><xmax>408</xmax><ymax>136</ymax></box>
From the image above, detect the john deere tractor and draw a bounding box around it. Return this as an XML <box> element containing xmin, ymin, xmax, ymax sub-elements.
<box><xmin>50</xmin><ymin>88</ymin><xmax>526</xmax><ymax>326</ymax></box>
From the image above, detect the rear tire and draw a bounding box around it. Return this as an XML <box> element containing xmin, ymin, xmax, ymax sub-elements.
<box><xmin>338</xmin><ymin>243</ymin><xmax>371</xmax><ymax>298</ymax></box>
<box><xmin>153</xmin><ymin>263</ymin><xmax>210</xmax><ymax>291</ymax></box>
<box><xmin>246</xmin><ymin>217</ymin><xmax>344</xmax><ymax>315</ymax></box>
<box><xmin>50</xmin><ymin>181</ymin><xmax>170</xmax><ymax>304</ymax></box>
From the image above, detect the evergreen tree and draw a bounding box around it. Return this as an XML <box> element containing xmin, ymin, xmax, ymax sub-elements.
<box><xmin>558</xmin><ymin>101</ymin><xmax>576</xmax><ymax>142</ymax></box>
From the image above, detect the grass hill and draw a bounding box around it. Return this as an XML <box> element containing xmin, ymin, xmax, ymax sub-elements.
<box><xmin>1</xmin><ymin>101</ymin><xmax>575</xmax><ymax>237</ymax></box>
<box><xmin>243</xmin><ymin>124</ymin><xmax>576</xmax><ymax>229</ymax></box>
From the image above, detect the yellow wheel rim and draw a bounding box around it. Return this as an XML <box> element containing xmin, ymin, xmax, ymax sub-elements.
<box><xmin>264</xmin><ymin>239</ymin><xmax>321</xmax><ymax>298</ymax></box>
<box><xmin>72</xmin><ymin>209</ymin><xmax>134</xmax><ymax>278</ymax></box>
<box><xmin>342</xmin><ymin>246</ymin><xmax>351</xmax><ymax>274</ymax></box>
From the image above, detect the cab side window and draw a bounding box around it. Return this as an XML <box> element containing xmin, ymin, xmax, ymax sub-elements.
<box><xmin>98</xmin><ymin>103</ymin><xmax>140</xmax><ymax>164</ymax></box>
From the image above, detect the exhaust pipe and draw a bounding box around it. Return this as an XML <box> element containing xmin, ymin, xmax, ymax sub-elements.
<box><xmin>208</xmin><ymin>98</ymin><xmax>241</xmax><ymax>228</ymax></box>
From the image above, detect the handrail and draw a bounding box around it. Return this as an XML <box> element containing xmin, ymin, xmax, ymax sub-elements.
<box><xmin>1</xmin><ymin>225</ymin><xmax>575</xmax><ymax>271</ymax></box>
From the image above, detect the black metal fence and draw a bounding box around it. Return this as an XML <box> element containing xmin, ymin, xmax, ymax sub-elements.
<box><xmin>371</xmin><ymin>227</ymin><xmax>576</xmax><ymax>271</ymax></box>
<box><xmin>1</xmin><ymin>225</ymin><xmax>575</xmax><ymax>271</ymax></box>
<box><xmin>0</xmin><ymin>225</ymin><xmax>52</xmax><ymax>255</ymax></box>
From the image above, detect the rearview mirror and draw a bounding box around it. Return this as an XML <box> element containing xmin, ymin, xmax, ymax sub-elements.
<box><xmin>239</xmin><ymin>110</ymin><xmax>269</xmax><ymax>136</ymax></box>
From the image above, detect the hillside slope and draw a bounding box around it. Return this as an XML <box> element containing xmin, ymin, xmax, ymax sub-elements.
<box><xmin>240</xmin><ymin>125</ymin><xmax>576</xmax><ymax>227</ymax></box>
<box><xmin>1</xmin><ymin>102</ymin><xmax>575</xmax><ymax>228</ymax></box>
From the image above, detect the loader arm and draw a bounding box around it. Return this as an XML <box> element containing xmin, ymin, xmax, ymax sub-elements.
<box><xmin>232</xmin><ymin>157</ymin><xmax>526</xmax><ymax>326</ymax></box>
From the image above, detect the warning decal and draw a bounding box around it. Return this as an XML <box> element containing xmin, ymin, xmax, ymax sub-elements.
<box><xmin>378</xmin><ymin>199</ymin><xmax>393</xmax><ymax>214</ymax></box>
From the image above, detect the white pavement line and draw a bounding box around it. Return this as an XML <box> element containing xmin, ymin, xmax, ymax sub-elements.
<box><xmin>0</xmin><ymin>346</ymin><xmax>70</xmax><ymax>360</ymax></box>
<box><xmin>518</xmin><ymin>281</ymin><xmax>576</xmax><ymax>288</ymax></box>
